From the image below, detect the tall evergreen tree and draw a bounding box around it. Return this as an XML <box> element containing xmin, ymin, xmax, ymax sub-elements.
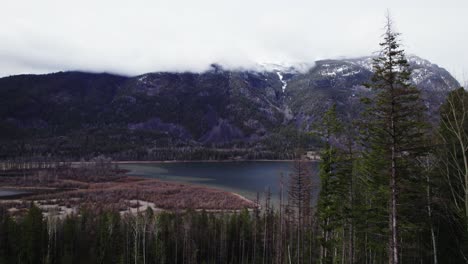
<box><xmin>287</xmin><ymin>158</ymin><xmax>314</xmax><ymax>263</ymax></box>
<box><xmin>316</xmin><ymin>103</ymin><xmax>342</xmax><ymax>263</ymax></box>
<box><xmin>21</xmin><ymin>203</ymin><xmax>45</xmax><ymax>264</ymax></box>
<box><xmin>316</xmin><ymin>103</ymin><xmax>359</xmax><ymax>263</ymax></box>
<box><xmin>361</xmin><ymin>14</ymin><xmax>428</xmax><ymax>264</ymax></box>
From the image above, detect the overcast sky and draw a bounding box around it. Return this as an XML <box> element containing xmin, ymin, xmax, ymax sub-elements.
<box><xmin>0</xmin><ymin>0</ymin><xmax>467</xmax><ymax>83</ymax></box>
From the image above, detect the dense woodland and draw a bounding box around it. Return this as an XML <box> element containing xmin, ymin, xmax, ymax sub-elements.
<box><xmin>1</xmin><ymin>18</ymin><xmax>468</xmax><ymax>263</ymax></box>
<box><xmin>0</xmin><ymin>126</ymin><xmax>318</xmax><ymax>161</ymax></box>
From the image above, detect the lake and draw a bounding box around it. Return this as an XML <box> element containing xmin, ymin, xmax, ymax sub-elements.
<box><xmin>0</xmin><ymin>188</ymin><xmax>29</xmax><ymax>198</ymax></box>
<box><xmin>120</xmin><ymin>161</ymin><xmax>320</xmax><ymax>204</ymax></box>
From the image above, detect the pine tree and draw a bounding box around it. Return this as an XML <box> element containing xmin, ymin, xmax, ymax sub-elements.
<box><xmin>287</xmin><ymin>158</ymin><xmax>314</xmax><ymax>263</ymax></box>
<box><xmin>316</xmin><ymin>103</ymin><xmax>358</xmax><ymax>263</ymax></box>
<box><xmin>21</xmin><ymin>203</ymin><xmax>45</xmax><ymax>264</ymax></box>
<box><xmin>362</xmin><ymin>14</ymin><xmax>428</xmax><ymax>264</ymax></box>
<box><xmin>316</xmin><ymin>104</ymin><xmax>341</xmax><ymax>263</ymax></box>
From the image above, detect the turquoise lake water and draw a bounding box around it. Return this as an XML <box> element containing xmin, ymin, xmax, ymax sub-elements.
<box><xmin>121</xmin><ymin>161</ymin><xmax>320</xmax><ymax>203</ymax></box>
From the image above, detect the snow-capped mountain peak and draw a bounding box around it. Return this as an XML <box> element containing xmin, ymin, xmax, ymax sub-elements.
<box><xmin>255</xmin><ymin>62</ymin><xmax>313</xmax><ymax>74</ymax></box>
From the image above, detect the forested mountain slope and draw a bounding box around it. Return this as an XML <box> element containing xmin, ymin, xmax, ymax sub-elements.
<box><xmin>0</xmin><ymin>56</ymin><xmax>459</xmax><ymax>159</ymax></box>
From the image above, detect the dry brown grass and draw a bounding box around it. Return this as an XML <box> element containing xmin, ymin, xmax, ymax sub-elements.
<box><xmin>29</xmin><ymin>177</ymin><xmax>255</xmax><ymax>210</ymax></box>
<box><xmin>1</xmin><ymin>164</ymin><xmax>256</xmax><ymax>212</ymax></box>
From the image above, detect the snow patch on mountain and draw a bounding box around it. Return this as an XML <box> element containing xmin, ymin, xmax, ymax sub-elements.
<box><xmin>137</xmin><ymin>75</ymin><xmax>148</xmax><ymax>83</ymax></box>
<box><xmin>316</xmin><ymin>63</ymin><xmax>363</xmax><ymax>77</ymax></box>
<box><xmin>411</xmin><ymin>68</ymin><xmax>432</xmax><ymax>85</ymax></box>
<box><xmin>276</xmin><ymin>71</ymin><xmax>287</xmax><ymax>92</ymax></box>
<box><xmin>346</xmin><ymin>57</ymin><xmax>374</xmax><ymax>72</ymax></box>
<box><xmin>407</xmin><ymin>55</ymin><xmax>433</xmax><ymax>68</ymax></box>
<box><xmin>256</xmin><ymin>62</ymin><xmax>314</xmax><ymax>74</ymax></box>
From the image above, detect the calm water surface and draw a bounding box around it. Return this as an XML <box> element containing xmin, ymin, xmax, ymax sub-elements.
<box><xmin>0</xmin><ymin>188</ymin><xmax>28</xmax><ymax>197</ymax></box>
<box><xmin>121</xmin><ymin>161</ymin><xmax>319</xmax><ymax>203</ymax></box>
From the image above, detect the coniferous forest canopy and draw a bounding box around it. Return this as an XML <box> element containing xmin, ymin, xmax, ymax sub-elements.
<box><xmin>1</xmin><ymin>17</ymin><xmax>468</xmax><ymax>264</ymax></box>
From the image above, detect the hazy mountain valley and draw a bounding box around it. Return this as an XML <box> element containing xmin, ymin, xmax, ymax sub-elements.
<box><xmin>0</xmin><ymin>55</ymin><xmax>459</xmax><ymax>160</ymax></box>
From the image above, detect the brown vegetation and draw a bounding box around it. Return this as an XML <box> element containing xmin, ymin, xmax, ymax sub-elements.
<box><xmin>29</xmin><ymin>177</ymin><xmax>256</xmax><ymax>210</ymax></box>
<box><xmin>0</xmin><ymin>159</ymin><xmax>256</xmax><ymax>214</ymax></box>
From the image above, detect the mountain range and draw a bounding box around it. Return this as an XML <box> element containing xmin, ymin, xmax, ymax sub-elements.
<box><xmin>0</xmin><ymin>55</ymin><xmax>460</xmax><ymax>160</ymax></box>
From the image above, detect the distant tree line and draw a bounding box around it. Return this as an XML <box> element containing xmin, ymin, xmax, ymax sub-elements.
<box><xmin>0</xmin><ymin>110</ymin><xmax>320</xmax><ymax>162</ymax></box>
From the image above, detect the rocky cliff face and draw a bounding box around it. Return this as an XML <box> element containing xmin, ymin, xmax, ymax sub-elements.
<box><xmin>0</xmin><ymin>56</ymin><xmax>460</xmax><ymax>158</ymax></box>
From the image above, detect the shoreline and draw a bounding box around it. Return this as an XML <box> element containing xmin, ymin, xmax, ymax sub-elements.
<box><xmin>114</xmin><ymin>159</ymin><xmax>319</xmax><ymax>164</ymax></box>
<box><xmin>0</xmin><ymin>176</ymin><xmax>258</xmax><ymax>211</ymax></box>
<box><xmin>1</xmin><ymin>160</ymin><xmax>320</xmax><ymax>210</ymax></box>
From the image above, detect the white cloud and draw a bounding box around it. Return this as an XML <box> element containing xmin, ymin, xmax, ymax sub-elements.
<box><xmin>0</xmin><ymin>0</ymin><xmax>467</xmax><ymax>82</ymax></box>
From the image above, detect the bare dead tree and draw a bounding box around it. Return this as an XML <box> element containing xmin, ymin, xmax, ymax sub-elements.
<box><xmin>439</xmin><ymin>88</ymin><xmax>468</xmax><ymax>231</ymax></box>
